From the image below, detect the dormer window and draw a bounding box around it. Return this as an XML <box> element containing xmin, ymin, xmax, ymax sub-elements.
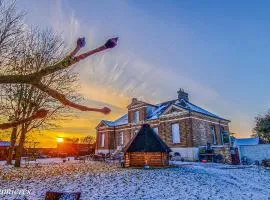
<box><xmin>134</xmin><ymin>111</ymin><xmax>139</xmax><ymax>123</ymax></box>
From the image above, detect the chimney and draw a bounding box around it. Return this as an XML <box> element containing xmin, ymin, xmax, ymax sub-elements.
<box><xmin>177</xmin><ymin>88</ymin><xmax>189</xmax><ymax>101</ymax></box>
<box><xmin>132</xmin><ymin>98</ymin><xmax>138</xmax><ymax>103</ymax></box>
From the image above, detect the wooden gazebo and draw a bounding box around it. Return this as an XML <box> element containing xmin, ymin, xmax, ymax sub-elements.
<box><xmin>124</xmin><ymin>124</ymin><xmax>171</xmax><ymax>167</ymax></box>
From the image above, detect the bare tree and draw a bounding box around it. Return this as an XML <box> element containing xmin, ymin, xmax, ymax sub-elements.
<box><xmin>0</xmin><ymin>0</ymin><xmax>24</xmax><ymax>60</ymax></box>
<box><xmin>13</xmin><ymin>29</ymin><xmax>99</xmax><ymax>166</ymax></box>
<box><xmin>81</xmin><ymin>135</ymin><xmax>95</xmax><ymax>145</ymax></box>
<box><xmin>0</xmin><ymin>0</ymin><xmax>118</xmax><ymax>130</ymax></box>
<box><xmin>0</xmin><ymin>37</ymin><xmax>118</xmax><ymax>114</ymax></box>
<box><xmin>64</xmin><ymin>137</ymin><xmax>80</xmax><ymax>144</ymax></box>
<box><xmin>1</xmin><ymin>28</ymin><xmax>84</xmax><ymax>167</ymax></box>
<box><xmin>0</xmin><ymin>0</ymin><xmax>118</xmax><ymax>167</ymax></box>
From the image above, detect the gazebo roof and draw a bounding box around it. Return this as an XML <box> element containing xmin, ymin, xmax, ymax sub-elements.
<box><xmin>124</xmin><ymin>124</ymin><xmax>171</xmax><ymax>153</ymax></box>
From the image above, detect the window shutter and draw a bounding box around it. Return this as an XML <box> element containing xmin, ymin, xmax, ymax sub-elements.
<box><xmin>172</xmin><ymin>123</ymin><xmax>180</xmax><ymax>144</ymax></box>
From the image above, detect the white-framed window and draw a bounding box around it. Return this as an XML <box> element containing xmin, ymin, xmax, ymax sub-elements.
<box><xmin>120</xmin><ymin>132</ymin><xmax>124</xmax><ymax>145</ymax></box>
<box><xmin>101</xmin><ymin>133</ymin><xmax>105</xmax><ymax>147</ymax></box>
<box><xmin>211</xmin><ymin>126</ymin><xmax>217</xmax><ymax>145</ymax></box>
<box><xmin>172</xmin><ymin>123</ymin><xmax>180</xmax><ymax>144</ymax></box>
<box><xmin>153</xmin><ymin>127</ymin><xmax>158</xmax><ymax>135</ymax></box>
<box><xmin>134</xmin><ymin>111</ymin><xmax>139</xmax><ymax>123</ymax></box>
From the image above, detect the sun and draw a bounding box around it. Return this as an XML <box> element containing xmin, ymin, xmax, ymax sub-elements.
<box><xmin>57</xmin><ymin>137</ymin><xmax>64</xmax><ymax>143</ymax></box>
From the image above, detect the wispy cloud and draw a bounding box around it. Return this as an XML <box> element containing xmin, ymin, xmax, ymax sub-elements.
<box><xmin>16</xmin><ymin>0</ymin><xmax>255</xmax><ymax>146</ymax></box>
<box><xmin>48</xmin><ymin>1</ymin><xmax>220</xmax><ymax>107</ymax></box>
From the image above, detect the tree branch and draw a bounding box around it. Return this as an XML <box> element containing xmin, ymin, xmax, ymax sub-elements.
<box><xmin>0</xmin><ymin>109</ymin><xmax>49</xmax><ymax>130</ymax></box>
<box><xmin>34</xmin><ymin>82</ymin><xmax>110</xmax><ymax>114</ymax></box>
<box><xmin>0</xmin><ymin>37</ymin><xmax>118</xmax><ymax>113</ymax></box>
<box><xmin>0</xmin><ymin>37</ymin><xmax>118</xmax><ymax>84</ymax></box>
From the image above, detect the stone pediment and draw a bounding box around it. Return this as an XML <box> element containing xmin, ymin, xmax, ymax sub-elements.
<box><xmin>161</xmin><ymin>104</ymin><xmax>188</xmax><ymax>116</ymax></box>
<box><xmin>96</xmin><ymin>121</ymin><xmax>109</xmax><ymax>129</ymax></box>
<box><xmin>127</xmin><ymin>98</ymin><xmax>154</xmax><ymax>109</ymax></box>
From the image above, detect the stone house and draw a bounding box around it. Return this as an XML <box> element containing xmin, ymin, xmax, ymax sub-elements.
<box><xmin>96</xmin><ymin>89</ymin><xmax>231</xmax><ymax>161</ymax></box>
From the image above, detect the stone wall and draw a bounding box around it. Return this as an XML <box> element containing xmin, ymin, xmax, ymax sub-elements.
<box><xmin>212</xmin><ymin>145</ymin><xmax>232</xmax><ymax>164</ymax></box>
<box><xmin>159</xmin><ymin>115</ymin><xmax>192</xmax><ymax>148</ymax></box>
<box><xmin>191</xmin><ymin>113</ymin><xmax>229</xmax><ymax>146</ymax></box>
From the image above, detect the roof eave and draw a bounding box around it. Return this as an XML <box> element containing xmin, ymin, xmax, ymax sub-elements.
<box><xmin>190</xmin><ymin>110</ymin><xmax>230</xmax><ymax>122</ymax></box>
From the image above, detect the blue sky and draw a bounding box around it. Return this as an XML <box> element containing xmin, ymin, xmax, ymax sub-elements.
<box><xmin>17</xmin><ymin>0</ymin><xmax>270</xmax><ymax>140</ymax></box>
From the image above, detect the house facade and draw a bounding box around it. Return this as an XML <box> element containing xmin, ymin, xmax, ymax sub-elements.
<box><xmin>96</xmin><ymin>89</ymin><xmax>231</xmax><ymax>161</ymax></box>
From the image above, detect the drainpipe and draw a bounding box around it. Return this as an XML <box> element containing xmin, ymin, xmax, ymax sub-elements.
<box><xmin>219</xmin><ymin>120</ymin><xmax>222</xmax><ymax>145</ymax></box>
<box><xmin>110</xmin><ymin>126</ymin><xmax>116</xmax><ymax>154</ymax></box>
<box><xmin>114</xmin><ymin>126</ymin><xmax>116</xmax><ymax>151</ymax></box>
<box><xmin>189</xmin><ymin>110</ymin><xmax>193</xmax><ymax>147</ymax></box>
<box><xmin>95</xmin><ymin>128</ymin><xmax>98</xmax><ymax>154</ymax></box>
<box><xmin>238</xmin><ymin>146</ymin><xmax>242</xmax><ymax>165</ymax></box>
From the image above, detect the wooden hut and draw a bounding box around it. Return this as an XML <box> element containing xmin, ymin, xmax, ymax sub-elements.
<box><xmin>124</xmin><ymin>124</ymin><xmax>171</xmax><ymax>167</ymax></box>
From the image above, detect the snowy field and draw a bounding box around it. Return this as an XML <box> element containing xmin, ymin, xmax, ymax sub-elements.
<box><xmin>0</xmin><ymin>159</ymin><xmax>270</xmax><ymax>200</ymax></box>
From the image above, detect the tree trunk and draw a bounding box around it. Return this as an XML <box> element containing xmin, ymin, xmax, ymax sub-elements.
<box><xmin>14</xmin><ymin>126</ymin><xmax>27</xmax><ymax>167</ymax></box>
<box><xmin>6</xmin><ymin>127</ymin><xmax>17</xmax><ymax>165</ymax></box>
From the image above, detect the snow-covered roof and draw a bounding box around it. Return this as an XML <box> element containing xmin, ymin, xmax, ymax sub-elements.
<box><xmin>102</xmin><ymin>98</ymin><xmax>229</xmax><ymax>127</ymax></box>
<box><xmin>233</xmin><ymin>137</ymin><xmax>259</xmax><ymax>147</ymax></box>
<box><xmin>147</xmin><ymin>100</ymin><xmax>174</xmax><ymax>120</ymax></box>
<box><xmin>148</xmin><ymin>99</ymin><xmax>228</xmax><ymax>121</ymax></box>
<box><xmin>0</xmin><ymin>141</ymin><xmax>11</xmax><ymax>147</ymax></box>
<box><xmin>175</xmin><ymin>99</ymin><xmax>227</xmax><ymax>120</ymax></box>
<box><xmin>102</xmin><ymin>114</ymin><xmax>128</xmax><ymax>127</ymax></box>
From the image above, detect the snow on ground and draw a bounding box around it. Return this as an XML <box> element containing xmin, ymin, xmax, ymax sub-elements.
<box><xmin>0</xmin><ymin>159</ymin><xmax>270</xmax><ymax>200</ymax></box>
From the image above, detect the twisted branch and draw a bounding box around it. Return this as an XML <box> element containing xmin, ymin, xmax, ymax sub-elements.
<box><xmin>0</xmin><ymin>37</ymin><xmax>118</xmax><ymax>129</ymax></box>
<box><xmin>0</xmin><ymin>109</ymin><xmax>48</xmax><ymax>130</ymax></box>
<box><xmin>0</xmin><ymin>37</ymin><xmax>118</xmax><ymax>114</ymax></box>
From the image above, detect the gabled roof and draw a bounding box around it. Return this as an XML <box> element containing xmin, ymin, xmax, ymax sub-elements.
<box><xmin>147</xmin><ymin>99</ymin><xmax>229</xmax><ymax>121</ymax></box>
<box><xmin>97</xmin><ymin>98</ymin><xmax>229</xmax><ymax>128</ymax></box>
<box><xmin>0</xmin><ymin>141</ymin><xmax>11</xmax><ymax>147</ymax></box>
<box><xmin>233</xmin><ymin>137</ymin><xmax>259</xmax><ymax>147</ymax></box>
<box><xmin>124</xmin><ymin>124</ymin><xmax>171</xmax><ymax>153</ymax></box>
<box><xmin>147</xmin><ymin>100</ymin><xmax>176</xmax><ymax>120</ymax></box>
<box><xmin>175</xmin><ymin>99</ymin><xmax>228</xmax><ymax>121</ymax></box>
<box><xmin>102</xmin><ymin>114</ymin><xmax>128</xmax><ymax>127</ymax></box>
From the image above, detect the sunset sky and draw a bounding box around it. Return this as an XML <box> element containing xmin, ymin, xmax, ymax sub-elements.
<box><xmin>14</xmin><ymin>0</ymin><xmax>270</xmax><ymax>147</ymax></box>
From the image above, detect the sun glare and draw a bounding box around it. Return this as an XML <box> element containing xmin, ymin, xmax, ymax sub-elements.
<box><xmin>57</xmin><ymin>137</ymin><xmax>64</xmax><ymax>143</ymax></box>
